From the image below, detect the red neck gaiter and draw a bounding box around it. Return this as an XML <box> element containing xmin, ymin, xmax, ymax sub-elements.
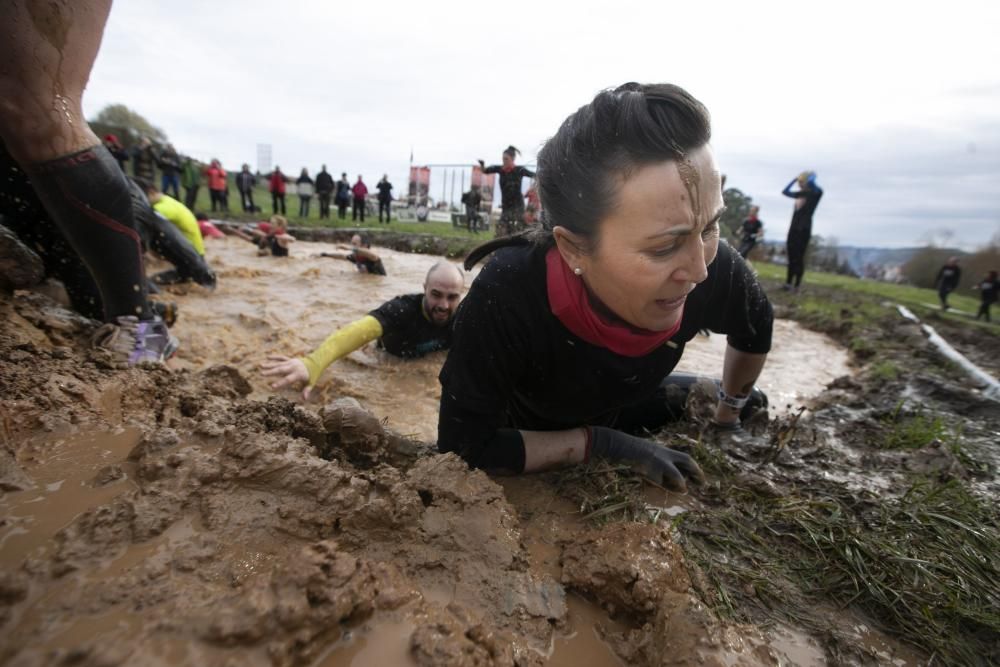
<box><xmin>545</xmin><ymin>247</ymin><xmax>681</xmax><ymax>357</ymax></box>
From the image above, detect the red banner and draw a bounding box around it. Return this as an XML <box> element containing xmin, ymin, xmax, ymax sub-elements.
<box><xmin>470</xmin><ymin>166</ymin><xmax>496</xmax><ymax>212</ymax></box>
<box><xmin>408</xmin><ymin>166</ymin><xmax>430</xmax><ymax>205</ymax></box>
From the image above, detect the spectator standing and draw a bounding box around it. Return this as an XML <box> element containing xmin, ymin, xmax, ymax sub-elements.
<box><xmin>335</xmin><ymin>172</ymin><xmax>351</xmax><ymax>220</ymax></box>
<box><xmin>352</xmin><ymin>175</ymin><xmax>368</xmax><ymax>223</ymax></box>
<box><xmin>181</xmin><ymin>156</ymin><xmax>202</xmax><ymax>209</ymax></box>
<box><xmin>297</xmin><ymin>168</ymin><xmax>315</xmax><ymax>218</ymax></box>
<box><xmin>236</xmin><ymin>163</ymin><xmax>257</xmax><ymax>212</ymax></box>
<box><xmin>269</xmin><ymin>166</ymin><xmax>287</xmax><ymax>215</ymax></box>
<box><xmin>158</xmin><ymin>143</ymin><xmax>182</xmax><ymax>199</ymax></box>
<box><xmin>132</xmin><ymin>136</ymin><xmax>157</xmax><ymax>182</ymax></box>
<box><xmin>461</xmin><ymin>186</ymin><xmax>482</xmax><ymax>234</ymax></box>
<box><xmin>934</xmin><ymin>257</ymin><xmax>962</xmax><ymax>311</ymax></box>
<box><xmin>103</xmin><ymin>134</ymin><xmax>128</xmax><ymax>172</ymax></box>
<box><xmin>205</xmin><ymin>159</ymin><xmax>228</xmax><ymax>213</ymax></box>
<box><xmin>315</xmin><ymin>165</ymin><xmax>334</xmax><ymax>219</ymax></box>
<box><xmin>376</xmin><ymin>174</ymin><xmax>393</xmax><ymax>223</ymax></box>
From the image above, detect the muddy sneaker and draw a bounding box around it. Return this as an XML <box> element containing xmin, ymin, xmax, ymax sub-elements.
<box><xmin>91</xmin><ymin>316</ymin><xmax>179</xmax><ymax>366</ymax></box>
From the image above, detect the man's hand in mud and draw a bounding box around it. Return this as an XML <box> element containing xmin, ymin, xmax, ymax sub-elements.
<box><xmin>260</xmin><ymin>355</ymin><xmax>313</xmax><ymax>400</ymax></box>
<box><xmin>589</xmin><ymin>426</ymin><xmax>704</xmax><ymax>492</ymax></box>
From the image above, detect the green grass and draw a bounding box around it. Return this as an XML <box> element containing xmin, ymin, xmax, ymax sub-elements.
<box><xmin>879</xmin><ymin>407</ymin><xmax>953</xmax><ymax>450</ymax></box>
<box><xmin>869</xmin><ymin>360</ymin><xmax>900</xmax><ymax>382</ymax></box>
<box><xmin>680</xmin><ymin>480</ymin><xmax>1000</xmax><ymax>665</ymax></box>
<box><xmin>754</xmin><ymin>261</ymin><xmax>989</xmax><ymax>328</ymax></box>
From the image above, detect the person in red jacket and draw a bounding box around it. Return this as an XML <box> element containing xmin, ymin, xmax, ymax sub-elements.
<box><xmin>269</xmin><ymin>166</ymin><xmax>288</xmax><ymax>215</ymax></box>
<box><xmin>352</xmin><ymin>175</ymin><xmax>369</xmax><ymax>223</ymax></box>
<box><xmin>204</xmin><ymin>159</ymin><xmax>228</xmax><ymax>212</ymax></box>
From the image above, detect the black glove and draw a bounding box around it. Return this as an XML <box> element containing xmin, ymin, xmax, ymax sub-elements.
<box><xmin>588</xmin><ymin>426</ymin><xmax>704</xmax><ymax>492</ymax></box>
<box><xmin>477</xmin><ymin>159</ymin><xmax>485</xmax><ymax>168</ymax></box>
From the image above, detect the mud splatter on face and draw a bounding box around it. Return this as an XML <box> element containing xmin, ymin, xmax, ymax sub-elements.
<box><xmin>676</xmin><ymin>156</ymin><xmax>701</xmax><ymax>219</ymax></box>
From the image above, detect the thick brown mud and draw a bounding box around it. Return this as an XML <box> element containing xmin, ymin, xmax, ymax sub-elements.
<box><xmin>1</xmin><ymin>235</ymin><xmax>995</xmax><ymax>665</ymax></box>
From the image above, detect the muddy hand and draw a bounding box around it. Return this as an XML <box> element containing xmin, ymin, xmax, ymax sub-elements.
<box><xmin>260</xmin><ymin>355</ymin><xmax>312</xmax><ymax>400</ymax></box>
<box><xmin>588</xmin><ymin>426</ymin><xmax>705</xmax><ymax>492</ymax></box>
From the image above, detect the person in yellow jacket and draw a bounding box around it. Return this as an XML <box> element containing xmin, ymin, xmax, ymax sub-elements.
<box><xmin>138</xmin><ymin>179</ymin><xmax>205</xmax><ymax>255</ymax></box>
<box><xmin>261</xmin><ymin>262</ymin><xmax>464</xmax><ymax>399</ymax></box>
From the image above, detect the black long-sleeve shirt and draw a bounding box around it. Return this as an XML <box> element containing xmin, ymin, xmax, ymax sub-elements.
<box><xmin>481</xmin><ymin>165</ymin><xmax>535</xmax><ymax>212</ymax></box>
<box><xmin>437</xmin><ymin>240</ymin><xmax>773</xmax><ymax>467</ymax></box>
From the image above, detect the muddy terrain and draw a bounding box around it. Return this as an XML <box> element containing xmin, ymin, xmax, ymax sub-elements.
<box><xmin>1</xmin><ymin>235</ymin><xmax>997</xmax><ymax>666</ymax></box>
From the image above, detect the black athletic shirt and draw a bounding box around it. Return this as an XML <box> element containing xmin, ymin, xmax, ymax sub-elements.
<box><xmin>438</xmin><ymin>240</ymin><xmax>773</xmax><ymax>464</ymax></box>
<box><xmin>269</xmin><ymin>235</ymin><xmax>288</xmax><ymax>257</ymax></box>
<box><xmin>369</xmin><ymin>293</ymin><xmax>453</xmax><ymax>358</ymax></box>
<box><xmin>741</xmin><ymin>217</ymin><xmax>763</xmax><ymax>241</ymax></box>
<box><xmin>783</xmin><ymin>184</ymin><xmax>823</xmax><ymax>242</ymax></box>
<box><xmin>482</xmin><ymin>165</ymin><xmax>535</xmax><ymax>212</ymax></box>
<box><xmin>936</xmin><ymin>265</ymin><xmax>961</xmax><ymax>291</ymax></box>
<box><xmin>348</xmin><ymin>251</ymin><xmax>387</xmax><ymax>276</ymax></box>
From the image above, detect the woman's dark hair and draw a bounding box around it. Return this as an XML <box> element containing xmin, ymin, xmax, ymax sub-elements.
<box><xmin>503</xmin><ymin>145</ymin><xmax>520</xmax><ymax>157</ymax></box>
<box><xmin>465</xmin><ymin>83</ymin><xmax>711</xmax><ymax>269</ymax></box>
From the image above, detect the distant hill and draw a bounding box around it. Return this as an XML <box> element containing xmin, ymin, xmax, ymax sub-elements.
<box><xmin>760</xmin><ymin>242</ymin><xmax>966</xmax><ymax>276</ymax></box>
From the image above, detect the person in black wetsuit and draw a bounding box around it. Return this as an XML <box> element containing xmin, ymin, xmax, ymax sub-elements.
<box><xmin>438</xmin><ymin>83</ymin><xmax>773</xmax><ymax>491</ymax></box>
<box><xmin>315</xmin><ymin>165</ymin><xmax>335</xmax><ymax>219</ymax></box>
<box><xmin>478</xmin><ymin>146</ymin><xmax>535</xmax><ymax>238</ymax></box>
<box><xmin>781</xmin><ymin>171</ymin><xmax>823</xmax><ymax>291</ymax></box>
<box><xmin>737</xmin><ymin>206</ymin><xmax>763</xmax><ymax>259</ymax></box>
<box><xmin>319</xmin><ymin>234</ymin><xmax>387</xmax><ymax>275</ymax></box>
<box><xmin>934</xmin><ymin>257</ymin><xmax>962</xmax><ymax>310</ymax></box>
<box><xmin>973</xmin><ymin>270</ymin><xmax>998</xmax><ymax>322</ymax></box>
<box><xmin>376</xmin><ymin>174</ymin><xmax>394</xmax><ymax>223</ymax></box>
<box><xmin>261</xmin><ymin>262</ymin><xmax>464</xmax><ymax>399</ymax></box>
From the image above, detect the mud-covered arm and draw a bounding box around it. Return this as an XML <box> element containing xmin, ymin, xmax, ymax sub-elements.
<box><xmin>520</xmin><ymin>167</ymin><xmax>536</xmax><ymax>178</ymax></box>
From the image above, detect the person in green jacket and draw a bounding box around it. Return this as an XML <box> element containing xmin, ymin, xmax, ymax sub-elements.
<box><xmin>181</xmin><ymin>156</ymin><xmax>202</xmax><ymax>210</ymax></box>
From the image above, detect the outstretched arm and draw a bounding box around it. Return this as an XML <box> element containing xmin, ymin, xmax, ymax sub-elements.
<box><xmin>260</xmin><ymin>315</ymin><xmax>384</xmax><ymax>399</ymax></box>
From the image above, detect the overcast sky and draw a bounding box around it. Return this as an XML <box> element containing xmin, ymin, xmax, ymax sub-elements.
<box><xmin>84</xmin><ymin>0</ymin><xmax>1000</xmax><ymax>249</ymax></box>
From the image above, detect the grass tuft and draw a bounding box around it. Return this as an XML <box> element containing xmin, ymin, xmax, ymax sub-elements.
<box><xmin>679</xmin><ymin>480</ymin><xmax>1000</xmax><ymax>665</ymax></box>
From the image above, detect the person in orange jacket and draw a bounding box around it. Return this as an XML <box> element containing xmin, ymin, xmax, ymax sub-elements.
<box><xmin>205</xmin><ymin>159</ymin><xmax>228</xmax><ymax>213</ymax></box>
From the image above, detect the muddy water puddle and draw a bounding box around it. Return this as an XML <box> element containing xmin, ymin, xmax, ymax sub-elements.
<box><xmin>0</xmin><ymin>427</ymin><xmax>141</xmax><ymax>567</ymax></box>
<box><xmin>675</xmin><ymin>319</ymin><xmax>851</xmax><ymax>414</ymax></box>
<box><xmin>164</xmin><ymin>237</ymin><xmax>850</xmax><ymax>443</ymax></box>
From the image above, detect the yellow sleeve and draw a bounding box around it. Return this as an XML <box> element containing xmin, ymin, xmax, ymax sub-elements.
<box><xmin>299</xmin><ymin>315</ymin><xmax>383</xmax><ymax>386</ymax></box>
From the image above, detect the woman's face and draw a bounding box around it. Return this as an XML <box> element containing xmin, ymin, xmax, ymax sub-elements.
<box><xmin>569</xmin><ymin>145</ymin><xmax>724</xmax><ymax>332</ymax></box>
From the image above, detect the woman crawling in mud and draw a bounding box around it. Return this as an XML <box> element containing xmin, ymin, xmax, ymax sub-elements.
<box><xmin>438</xmin><ymin>82</ymin><xmax>774</xmax><ymax>491</ymax></box>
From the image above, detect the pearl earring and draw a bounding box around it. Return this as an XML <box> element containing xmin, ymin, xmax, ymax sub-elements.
<box><xmin>573</xmin><ymin>267</ymin><xmax>583</xmax><ymax>275</ymax></box>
